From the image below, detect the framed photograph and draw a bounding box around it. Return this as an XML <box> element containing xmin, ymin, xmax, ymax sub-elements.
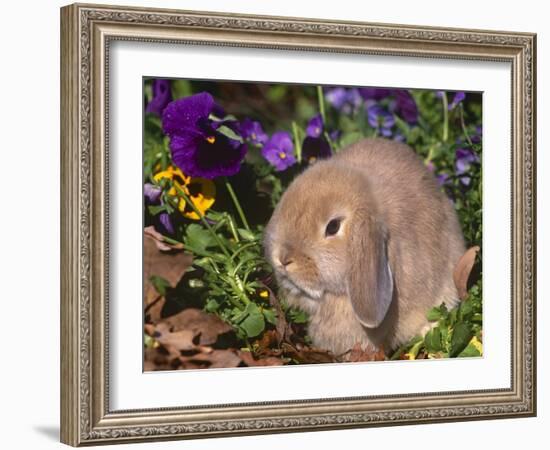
<box><xmin>60</xmin><ymin>3</ymin><xmax>536</xmax><ymax>446</ymax></box>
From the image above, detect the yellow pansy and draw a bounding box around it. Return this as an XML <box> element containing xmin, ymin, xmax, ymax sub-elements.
<box><xmin>153</xmin><ymin>166</ymin><xmax>215</xmax><ymax>220</ymax></box>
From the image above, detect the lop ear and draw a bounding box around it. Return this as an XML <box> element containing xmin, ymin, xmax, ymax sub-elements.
<box><xmin>347</xmin><ymin>215</ymin><xmax>393</xmax><ymax>328</ymax></box>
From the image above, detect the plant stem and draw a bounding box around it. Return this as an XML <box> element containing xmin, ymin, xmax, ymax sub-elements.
<box><xmin>173</xmin><ymin>184</ymin><xmax>231</xmax><ymax>258</ymax></box>
<box><xmin>458</xmin><ymin>104</ymin><xmax>474</xmax><ymax>147</ymax></box>
<box><xmin>292</xmin><ymin>121</ymin><xmax>302</xmax><ymax>163</ymax></box>
<box><xmin>224</xmin><ymin>178</ymin><xmax>251</xmax><ymax>232</ymax></box>
<box><xmin>317</xmin><ymin>85</ymin><xmax>327</xmax><ymax>124</ymax></box>
<box><xmin>442</xmin><ymin>93</ymin><xmax>449</xmax><ymax>142</ymax></box>
<box><xmin>225</xmin><ymin>212</ymin><xmax>240</xmax><ymax>243</ymax></box>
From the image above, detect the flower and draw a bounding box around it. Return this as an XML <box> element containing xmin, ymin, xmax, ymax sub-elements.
<box><xmin>261</xmin><ymin>131</ymin><xmax>296</xmax><ymax>171</ymax></box>
<box><xmin>240</xmin><ymin>118</ymin><xmax>268</xmax><ymax>145</ymax></box>
<box><xmin>146</xmin><ymin>79</ymin><xmax>172</xmax><ymax>116</ymax></box>
<box><xmin>358</xmin><ymin>88</ymin><xmax>392</xmax><ymax>101</ymax></box>
<box><xmin>162</xmin><ymin>92</ymin><xmax>247</xmax><ymax>179</ymax></box>
<box><xmin>392</xmin><ymin>90</ymin><xmax>419</xmax><ymax>124</ymax></box>
<box><xmin>448</xmin><ymin>91</ymin><xmax>466</xmax><ymax>110</ymax></box>
<box><xmin>158</xmin><ymin>212</ymin><xmax>175</xmax><ymax>234</ymax></box>
<box><xmin>144</xmin><ymin>182</ymin><xmax>174</xmax><ymax>234</ymax></box>
<box><xmin>367</xmin><ymin>104</ymin><xmax>395</xmax><ymax>137</ymax></box>
<box><xmin>153</xmin><ymin>166</ymin><xmax>216</xmax><ymax>220</ymax></box>
<box><xmin>437</xmin><ymin>173</ymin><xmax>450</xmax><ymax>186</ymax></box>
<box><xmin>302</xmin><ymin>136</ymin><xmax>331</xmax><ymax>164</ymax></box>
<box><xmin>324</xmin><ymin>87</ymin><xmax>347</xmax><ymax>109</ymax></box>
<box><xmin>455</xmin><ymin>147</ymin><xmax>479</xmax><ymax>186</ymax></box>
<box><xmin>426</xmin><ymin>161</ymin><xmax>450</xmax><ymax>187</ymax></box>
<box><xmin>306</xmin><ymin>114</ymin><xmax>324</xmax><ymax>138</ymax></box>
<box><xmin>325</xmin><ymin>87</ymin><xmax>362</xmax><ymax>114</ymax></box>
<box><xmin>144</xmin><ymin>183</ymin><xmax>162</xmax><ymax>203</ymax></box>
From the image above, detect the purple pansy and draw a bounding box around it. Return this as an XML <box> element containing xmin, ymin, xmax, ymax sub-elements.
<box><xmin>358</xmin><ymin>88</ymin><xmax>392</xmax><ymax>101</ymax></box>
<box><xmin>306</xmin><ymin>114</ymin><xmax>324</xmax><ymax>138</ymax></box>
<box><xmin>426</xmin><ymin>162</ymin><xmax>450</xmax><ymax>187</ymax></box>
<box><xmin>324</xmin><ymin>87</ymin><xmax>347</xmax><ymax>109</ymax></box>
<box><xmin>159</xmin><ymin>212</ymin><xmax>175</xmax><ymax>235</ymax></box>
<box><xmin>455</xmin><ymin>147</ymin><xmax>479</xmax><ymax>186</ymax></box>
<box><xmin>162</xmin><ymin>92</ymin><xmax>247</xmax><ymax>179</ymax></box>
<box><xmin>262</xmin><ymin>131</ymin><xmax>296</xmax><ymax>171</ymax></box>
<box><xmin>392</xmin><ymin>90</ymin><xmax>419</xmax><ymax>125</ymax></box>
<box><xmin>240</xmin><ymin>118</ymin><xmax>268</xmax><ymax>145</ymax></box>
<box><xmin>144</xmin><ymin>183</ymin><xmax>174</xmax><ymax>234</ymax></box>
<box><xmin>302</xmin><ymin>136</ymin><xmax>331</xmax><ymax>163</ymax></box>
<box><xmin>367</xmin><ymin>104</ymin><xmax>395</xmax><ymax>137</ymax></box>
<box><xmin>325</xmin><ymin>87</ymin><xmax>362</xmax><ymax>114</ymax></box>
<box><xmin>436</xmin><ymin>173</ymin><xmax>451</xmax><ymax>186</ymax></box>
<box><xmin>448</xmin><ymin>91</ymin><xmax>466</xmax><ymax>110</ymax></box>
<box><xmin>146</xmin><ymin>79</ymin><xmax>172</xmax><ymax>116</ymax></box>
<box><xmin>144</xmin><ymin>183</ymin><xmax>162</xmax><ymax>203</ymax></box>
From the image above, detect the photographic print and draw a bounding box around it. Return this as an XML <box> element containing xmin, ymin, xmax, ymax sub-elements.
<box><xmin>61</xmin><ymin>4</ymin><xmax>535</xmax><ymax>445</ymax></box>
<box><xmin>143</xmin><ymin>79</ymin><xmax>483</xmax><ymax>371</ymax></box>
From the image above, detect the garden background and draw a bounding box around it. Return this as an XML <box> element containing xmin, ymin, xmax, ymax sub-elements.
<box><xmin>143</xmin><ymin>79</ymin><xmax>483</xmax><ymax>370</ymax></box>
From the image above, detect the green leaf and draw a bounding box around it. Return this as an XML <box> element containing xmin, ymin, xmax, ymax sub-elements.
<box><xmin>424</xmin><ymin>327</ymin><xmax>443</xmax><ymax>353</ymax></box>
<box><xmin>238</xmin><ymin>303</ymin><xmax>265</xmax><ymax>338</ymax></box>
<box><xmin>287</xmin><ymin>308</ymin><xmax>308</xmax><ymax>324</ymax></box>
<box><xmin>184</xmin><ymin>224</ymin><xmax>217</xmax><ymax>253</ymax></box>
<box><xmin>204</xmin><ymin>299</ymin><xmax>220</xmax><ymax>313</ymax></box>
<box><xmin>339</xmin><ymin>131</ymin><xmax>363</xmax><ymax>148</ymax></box>
<box><xmin>148</xmin><ymin>204</ymin><xmax>169</xmax><ymax>216</ymax></box>
<box><xmin>149</xmin><ymin>275</ymin><xmax>170</xmax><ymax>296</ymax></box>
<box><xmin>237</xmin><ymin>228</ymin><xmax>257</xmax><ymax>242</ymax></box>
<box><xmin>262</xmin><ymin>308</ymin><xmax>278</xmax><ymax>325</ymax></box>
<box><xmin>209</xmin><ymin>113</ymin><xmax>238</xmax><ymax>122</ymax></box>
<box><xmin>171</xmin><ymin>79</ymin><xmax>192</xmax><ymax>100</ymax></box>
<box><xmin>216</xmin><ymin>125</ymin><xmax>244</xmax><ymax>143</ymax></box>
<box><xmin>427</xmin><ymin>307</ymin><xmax>442</xmax><ymax>322</ymax></box>
<box><xmin>450</xmin><ymin>322</ymin><xmax>474</xmax><ymax>357</ymax></box>
<box><xmin>458</xmin><ymin>341</ymin><xmax>482</xmax><ymax>358</ymax></box>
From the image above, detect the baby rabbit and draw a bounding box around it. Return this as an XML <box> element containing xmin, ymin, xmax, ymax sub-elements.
<box><xmin>264</xmin><ymin>138</ymin><xmax>465</xmax><ymax>356</ymax></box>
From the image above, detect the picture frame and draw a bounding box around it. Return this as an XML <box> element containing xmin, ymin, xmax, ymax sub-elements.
<box><xmin>60</xmin><ymin>2</ymin><xmax>536</xmax><ymax>446</ymax></box>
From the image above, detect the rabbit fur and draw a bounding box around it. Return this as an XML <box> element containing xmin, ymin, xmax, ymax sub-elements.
<box><xmin>264</xmin><ymin>138</ymin><xmax>465</xmax><ymax>355</ymax></box>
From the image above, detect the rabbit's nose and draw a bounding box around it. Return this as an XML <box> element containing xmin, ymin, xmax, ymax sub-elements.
<box><xmin>279</xmin><ymin>251</ymin><xmax>294</xmax><ymax>268</ymax></box>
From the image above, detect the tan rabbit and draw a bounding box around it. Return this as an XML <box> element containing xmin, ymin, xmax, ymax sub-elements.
<box><xmin>264</xmin><ymin>138</ymin><xmax>465</xmax><ymax>356</ymax></box>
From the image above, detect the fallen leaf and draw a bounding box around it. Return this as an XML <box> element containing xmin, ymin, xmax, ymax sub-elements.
<box><xmin>144</xmin><ymin>226</ymin><xmax>184</xmax><ymax>251</ymax></box>
<box><xmin>238</xmin><ymin>350</ymin><xmax>285</xmax><ymax>366</ymax></box>
<box><xmin>453</xmin><ymin>246</ymin><xmax>480</xmax><ymax>300</ymax></box>
<box><xmin>281</xmin><ymin>343</ymin><xmax>337</xmax><ymax>364</ymax></box>
<box><xmin>264</xmin><ymin>285</ymin><xmax>292</xmax><ymax>344</ymax></box>
<box><xmin>162</xmin><ymin>308</ymin><xmax>234</xmax><ymax>346</ymax></box>
<box><xmin>179</xmin><ymin>349</ymin><xmax>242</xmax><ymax>369</ymax></box>
<box><xmin>143</xmin><ymin>229</ymin><xmax>193</xmax><ymax>320</ymax></box>
<box><xmin>345</xmin><ymin>343</ymin><xmax>386</xmax><ymax>362</ymax></box>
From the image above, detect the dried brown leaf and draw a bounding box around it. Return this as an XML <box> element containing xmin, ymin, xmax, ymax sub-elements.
<box><xmin>345</xmin><ymin>343</ymin><xmax>386</xmax><ymax>362</ymax></box>
<box><xmin>238</xmin><ymin>351</ymin><xmax>285</xmax><ymax>367</ymax></box>
<box><xmin>179</xmin><ymin>349</ymin><xmax>242</xmax><ymax>369</ymax></box>
<box><xmin>163</xmin><ymin>308</ymin><xmax>234</xmax><ymax>346</ymax></box>
<box><xmin>144</xmin><ymin>226</ymin><xmax>184</xmax><ymax>251</ymax></box>
<box><xmin>281</xmin><ymin>343</ymin><xmax>336</xmax><ymax>364</ymax></box>
<box><xmin>143</xmin><ymin>229</ymin><xmax>193</xmax><ymax>319</ymax></box>
<box><xmin>453</xmin><ymin>246</ymin><xmax>480</xmax><ymax>300</ymax></box>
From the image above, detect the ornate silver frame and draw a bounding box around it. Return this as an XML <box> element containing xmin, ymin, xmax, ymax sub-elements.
<box><xmin>60</xmin><ymin>3</ymin><xmax>536</xmax><ymax>446</ymax></box>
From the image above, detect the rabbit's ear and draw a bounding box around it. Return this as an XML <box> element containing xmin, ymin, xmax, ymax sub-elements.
<box><xmin>347</xmin><ymin>215</ymin><xmax>393</xmax><ymax>328</ymax></box>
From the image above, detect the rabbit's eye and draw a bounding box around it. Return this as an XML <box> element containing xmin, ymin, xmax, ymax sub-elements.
<box><xmin>325</xmin><ymin>218</ymin><xmax>341</xmax><ymax>237</ymax></box>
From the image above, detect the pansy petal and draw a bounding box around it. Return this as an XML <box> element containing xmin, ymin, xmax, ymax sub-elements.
<box><xmin>358</xmin><ymin>88</ymin><xmax>392</xmax><ymax>101</ymax></box>
<box><xmin>162</xmin><ymin>92</ymin><xmax>215</xmax><ymax>136</ymax></box>
<box><xmin>393</xmin><ymin>89</ymin><xmax>418</xmax><ymax>124</ymax></box>
<box><xmin>306</xmin><ymin>114</ymin><xmax>324</xmax><ymax>138</ymax></box>
<box><xmin>144</xmin><ymin>183</ymin><xmax>162</xmax><ymax>203</ymax></box>
<box><xmin>146</xmin><ymin>79</ymin><xmax>172</xmax><ymax>116</ymax></box>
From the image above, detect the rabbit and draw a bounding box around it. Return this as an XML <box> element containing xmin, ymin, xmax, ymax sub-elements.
<box><xmin>264</xmin><ymin>138</ymin><xmax>465</xmax><ymax>356</ymax></box>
